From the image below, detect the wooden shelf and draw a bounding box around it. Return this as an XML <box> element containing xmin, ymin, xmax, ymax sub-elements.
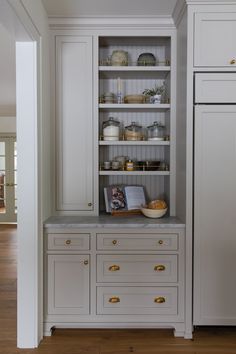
<box><xmin>99</xmin><ymin>140</ymin><xmax>170</xmax><ymax>146</ymax></box>
<box><xmin>99</xmin><ymin>103</ymin><xmax>170</xmax><ymax>110</ymax></box>
<box><xmin>99</xmin><ymin>171</ymin><xmax>170</xmax><ymax>176</ymax></box>
<box><xmin>99</xmin><ymin>66</ymin><xmax>171</xmax><ymax>72</ymax></box>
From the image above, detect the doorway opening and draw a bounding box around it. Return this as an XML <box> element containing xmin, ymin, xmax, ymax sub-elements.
<box><xmin>0</xmin><ymin>134</ymin><xmax>17</xmax><ymax>222</ymax></box>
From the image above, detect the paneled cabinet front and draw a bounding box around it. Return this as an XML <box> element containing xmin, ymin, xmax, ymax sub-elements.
<box><xmin>55</xmin><ymin>36</ymin><xmax>94</xmax><ymax>212</ymax></box>
<box><xmin>194</xmin><ymin>12</ymin><xmax>236</xmax><ymax>67</ymax></box>
<box><xmin>47</xmin><ymin>254</ymin><xmax>90</xmax><ymax>315</ymax></box>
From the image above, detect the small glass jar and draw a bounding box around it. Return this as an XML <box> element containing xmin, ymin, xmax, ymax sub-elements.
<box><xmin>147</xmin><ymin>121</ymin><xmax>165</xmax><ymax>141</ymax></box>
<box><xmin>103</xmin><ymin>117</ymin><xmax>120</xmax><ymax>141</ymax></box>
<box><xmin>125</xmin><ymin>159</ymin><xmax>134</xmax><ymax>171</ymax></box>
<box><xmin>124</xmin><ymin>122</ymin><xmax>142</xmax><ymax>141</ymax></box>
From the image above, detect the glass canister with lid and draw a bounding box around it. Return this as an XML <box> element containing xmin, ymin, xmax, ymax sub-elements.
<box><xmin>124</xmin><ymin>122</ymin><xmax>143</xmax><ymax>141</ymax></box>
<box><xmin>147</xmin><ymin>121</ymin><xmax>165</xmax><ymax>141</ymax></box>
<box><xmin>102</xmin><ymin>117</ymin><xmax>120</xmax><ymax>141</ymax></box>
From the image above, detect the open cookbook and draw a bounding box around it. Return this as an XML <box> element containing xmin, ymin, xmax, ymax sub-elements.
<box><xmin>104</xmin><ymin>185</ymin><xmax>146</xmax><ymax>213</ymax></box>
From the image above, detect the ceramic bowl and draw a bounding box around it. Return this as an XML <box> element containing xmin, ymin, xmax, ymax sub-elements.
<box><xmin>137</xmin><ymin>52</ymin><xmax>156</xmax><ymax>66</ymax></box>
<box><xmin>141</xmin><ymin>207</ymin><xmax>167</xmax><ymax>218</ymax></box>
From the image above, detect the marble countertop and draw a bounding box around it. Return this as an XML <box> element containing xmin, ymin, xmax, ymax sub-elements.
<box><xmin>44</xmin><ymin>214</ymin><xmax>185</xmax><ymax>229</ymax></box>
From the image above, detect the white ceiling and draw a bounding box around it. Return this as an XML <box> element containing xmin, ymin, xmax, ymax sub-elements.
<box><xmin>42</xmin><ymin>0</ymin><xmax>177</xmax><ymax>17</ymax></box>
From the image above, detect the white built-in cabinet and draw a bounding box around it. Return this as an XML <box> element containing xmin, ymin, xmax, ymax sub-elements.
<box><xmin>191</xmin><ymin>8</ymin><xmax>236</xmax><ymax>325</ymax></box>
<box><xmin>194</xmin><ymin>104</ymin><xmax>236</xmax><ymax>325</ymax></box>
<box><xmin>54</xmin><ymin>34</ymin><xmax>175</xmax><ymax>215</ymax></box>
<box><xmin>194</xmin><ymin>12</ymin><xmax>236</xmax><ymax>67</ymax></box>
<box><xmin>55</xmin><ymin>36</ymin><xmax>94</xmax><ymax>212</ymax></box>
<box><xmin>44</xmin><ymin>225</ymin><xmax>188</xmax><ymax>337</ymax></box>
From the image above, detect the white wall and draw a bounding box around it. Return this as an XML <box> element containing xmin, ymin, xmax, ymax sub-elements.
<box><xmin>21</xmin><ymin>0</ymin><xmax>52</xmax><ymax>221</ymax></box>
<box><xmin>0</xmin><ymin>116</ymin><xmax>16</xmax><ymax>132</ymax></box>
<box><xmin>18</xmin><ymin>1</ymin><xmax>51</xmax><ymax>346</ymax></box>
<box><xmin>1</xmin><ymin>0</ymin><xmax>52</xmax><ymax>348</ymax></box>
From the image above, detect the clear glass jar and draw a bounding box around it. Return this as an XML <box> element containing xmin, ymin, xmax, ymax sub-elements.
<box><xmin>124</xmin><ymin>122</ymin><xmax>142</xmax><ymax>141</ymax></box>
<box><xmin>147</xmin><ymin>121</ymin><xmax>165</xmax><ymax>141</ymax></box>
<box><xmin>103</xmin><ymin>117</ymin><xmax>120</xmax><ymax>141</ymax></box>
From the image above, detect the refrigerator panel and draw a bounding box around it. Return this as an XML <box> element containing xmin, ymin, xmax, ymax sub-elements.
<box><xmin>194</xmin><ymin>104</ymin><xmax>236</xmax><ymax>325</ymax></box>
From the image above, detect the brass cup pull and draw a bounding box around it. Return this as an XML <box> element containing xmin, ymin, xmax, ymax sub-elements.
<box><xmin>65</xmin><ymin>239</ymin><xmax>71</xmax><ymax>245</ymax></box>
<box><xmin>84</xmin><ymin>260</ymin><xmax>89</xmax><ymax>265</ymax></box>
<box><xmin>109</xmin><ymin>265</ymin><xmax>120</xmax><ymax>272</ymax></box>
<box><xmin>154</xmin><ymin>296</ymin><xmax>166</xmax><ymax>304</ymax></box>
<box><xmin>230</xmin><ymin>59</ymin><xmax>236</xmax><ymax>65</ymax></box>
<box><xmin>112</xmin><ymin>240</ymin><xmax>118</xmax><ymax>245</ymax></box>
<box><xmin>109</xmin><ymin>296</ymin><xmax>120</xmax><ymax>304</ymax></box>
<box><xmin>154</xmin><ymin>265</ymin><xmax>166</xmax><ymax>271</ymax></box>
<box><xmin>158</xmin><ymin>240</ymin><xmax>163</xmax><ymax>245</ymax></box>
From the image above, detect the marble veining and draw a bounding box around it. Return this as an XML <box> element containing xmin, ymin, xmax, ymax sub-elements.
<box><xmin>44</xmin><ymin>214</ymin><xmax>185</xmax><ymax>229</ymax></box>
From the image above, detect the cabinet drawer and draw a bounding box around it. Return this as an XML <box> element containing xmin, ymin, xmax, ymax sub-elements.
<box><xmin>97</xmin><ymin>286</ymin><xmax>177</xmax><ymax>315</ymax></box>
<box><xmin>97</xmin><ymin>255</ymin><xmax>177</xmax><ymax>283</ymax></box>
<box><xmin>47</xmin><ymin>233</ymin><xmax>90</xmax><ymax>250</ymax></box>
<box><xmin>195</xmin><ymin>73</ymin><xmax>236</xmax><ymax>103</ymax></box>
<box><xmin>97</xmin><ymin>233</ymin><xmax>178</xmax><ymax>251</ymax></box>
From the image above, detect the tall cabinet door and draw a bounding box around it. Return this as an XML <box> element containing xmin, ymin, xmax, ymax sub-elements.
<box><xmin>194</xmin><ymin>105</ymin><xmax>236</xmax><ymax>325</ymax></box>
<box><xmin>56</xmin><ymin>36</ymin><xmax>94</xmax><ymax>212</ymax></box>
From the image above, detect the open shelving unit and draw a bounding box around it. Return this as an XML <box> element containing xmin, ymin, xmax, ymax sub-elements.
<box><xmin>98</xmin><ymin>36</ymin><xmax>175</xmax><ymax>215</ymax></box>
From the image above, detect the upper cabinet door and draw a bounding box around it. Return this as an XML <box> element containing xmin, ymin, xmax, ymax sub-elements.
<box><xmin>194</xmin><ymin>12</ymin><xmax>236</xmax><ymax>67</ymax></box>
<box><xmin>56</xmin><ymin>36</ymin><xmax>94</xmax><ymax>212</ymax></box>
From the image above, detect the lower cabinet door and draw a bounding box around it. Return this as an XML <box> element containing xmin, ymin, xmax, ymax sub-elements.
<box><xmin>97</xmin><ymin>287</ymin><xmax>178</xmax><ymax>315</ymax></box>
<box><xmin>47</xmin><ymin>255</ymin><xmax>89</xmax><ymax>315</ymax></box>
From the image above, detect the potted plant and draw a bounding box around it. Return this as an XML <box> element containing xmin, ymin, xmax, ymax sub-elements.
<box><xmin>142</xmin><ymin>83</ymin><xmax>165</xmax><ymax>103</ymax></box>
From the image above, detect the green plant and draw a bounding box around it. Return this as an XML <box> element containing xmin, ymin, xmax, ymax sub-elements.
<box><xmin>142</xmin><ymin>83</ymin><xmax>165</xmax><ymax>96</ymax></box>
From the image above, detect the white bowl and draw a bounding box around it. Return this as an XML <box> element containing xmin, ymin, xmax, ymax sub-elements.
<box><xmin>141</xmin><ymin>207</ymin><xmax>167</xmax><ymax>218</ymax></box>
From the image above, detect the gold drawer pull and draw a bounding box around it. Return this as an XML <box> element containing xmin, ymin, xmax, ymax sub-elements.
<box><xmin>158</xmin><ymin>240</ymin><xmax>164</xmax><ymax>245</ymax></box>
<box><xmin>65</xmin><ymin>239</ymin><xmax>71</xmax><ymax>245</ymax></box>
<box><xmin>154</xmin><ymin>265</ymin><xmax>166</xmax><ymax>271</ymax></box>
<box><xmin>84</xmin><ymin>260</ymin><xmax>89</xmax><ymax>265</ymax></box>
<box><xmin>154</xmin><ymin>296</ymin><xmax>166</xmax><ymax>304</ymax></box>
<box><xmin>230</xmin><ymin>59</ymin><xmax>236</xmax><ymax>65</ymax></box>
<box><xmin>112</xmin><ymin>240</ymin><xmax>118</xmax><ymax>245</ymax></box>
<box><xmin>109</xmin><ymin>296</ymin><xmax>120</xmax><ymax>303</ymax></box>
<box><xmin>109</xmin><ymin>265</ymin><xmax>120</xmax><ymax>271</ymax></box>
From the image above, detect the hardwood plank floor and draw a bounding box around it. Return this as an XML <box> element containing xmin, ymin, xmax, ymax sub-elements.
<box><xmin>0</xmin><ymin>225</ymin><xmax>236</xmax><ymax>353</ymax></box>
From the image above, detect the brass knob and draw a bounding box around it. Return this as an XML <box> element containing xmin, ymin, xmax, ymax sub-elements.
<box><xmin>65</xmin><ymin>239</ymin><xmax>71</xmax><ymax>245</ymax></box>
<box><xmin>154</xmin><ymin>296</ymin><xmax>166</xmax><ymax>304</ymax></box>
<box><xmin>154</xmin><ymin>265</ymin><xmax>166</xmax><ymax>271</ymax></box>
<box><xmin>230</xmin><ymin>59</ymin><xmax>236</xmax><ymax>65</ymax></box>
<box><xmin>158</xmin><ymin>240</ymin><xmax>163</xmax><ymax>245</ymax></box>
<box><xmin>109</xmin><ymin>265</ymin><xmax>120</xmax><ymax>271</ymax></box>
<box><xmin>88</xmin><ymin>202</ymin><xmax>92</xmax><ymax>207</ymax></box>
<box><xmin>109</xmin><ymin>296</ymin><xmax>120</xmax><ymax>303</ymax></box>
<box><xmin>112</xmin><ymin>240</ymin><xmax>117</xmax><ymax>245</ymax></box>
<box><xmin>84</xmin><ymin>260</ymin><xmax>89</xmax><ymax>265</ymax></box>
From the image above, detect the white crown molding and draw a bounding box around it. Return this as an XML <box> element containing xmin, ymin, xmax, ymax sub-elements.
<box><xmin>173</xmin><ymin>0</ymin><xmax>236</xmax><ymax>27</ymax></box>
<box><xmin>48</xmin><ymin>15</ymin><xmax>175</xmax><ymax>30</ymax></box>
<box><xmin>185</xmin><ymin>0</ymin><xmax>236</xmax><ymax>3</ymax></box>
<box><xmin>172</xmin><ymin>0</ymin><xmax>186</xmax><ymax>28</ymax></box>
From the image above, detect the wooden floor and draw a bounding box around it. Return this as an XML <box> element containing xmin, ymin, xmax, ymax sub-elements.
<box><xmin>1</xmin><ymin>225</ymin><xmax>236</xmax><ymax>354</ymax></box>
